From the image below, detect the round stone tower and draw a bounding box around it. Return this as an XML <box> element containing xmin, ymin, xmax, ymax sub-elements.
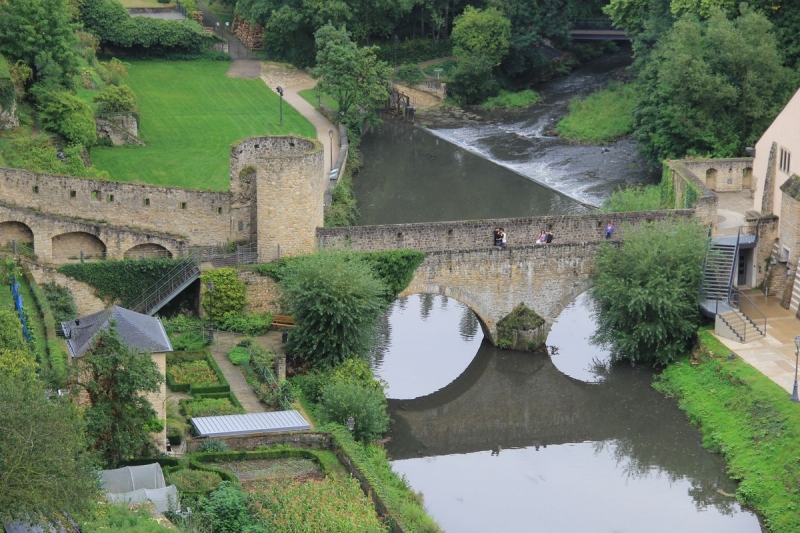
<box><xmin>230</xmin><ymin>136</ymin><xmax>324</xmax><ymax>258</ymax></box>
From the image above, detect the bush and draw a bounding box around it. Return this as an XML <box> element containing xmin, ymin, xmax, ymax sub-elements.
<box><xmin>171</xmin><ymin>331</ymin><xmax>209</xmax><ymax>352</ymax></box>
<box><xmin>396</xmin><ymin>63</ymin><xmax>425</xmax><ymax>85</ymax></box>
<box><xmin>217</xmin><ymin>312</ymin><xmax>272</xmax><ymax>336</ymax></box>
<box><xmin>98</xmin><ymin>58</ymin><xmax>128</xmax><ymax>86</ymax></box>
<box><xmin>201</xmin><ymin>270</ymin><xmax>247</xmax><ymax>326</ymax></box>
<box><xmin>163</xmin><ymin>315</ymin><xmax>204</xmax><ymax>334</ymax></box>
<box><xmin>36</xmin><ymin>90</ymin><xmax>97</xmax><ymax>146</ymax></box>
<box><xmin>182</xmin><ymin>398</ymin><xmax>244</xmax><ymax>417</ymax></box>
<box><xmin>200</xmin><ymin>482</ymin><xmax>253</xmax><ymax>533</ymax></box>
<box><xmin>40</xmin><ymin>282</ymin><xmax>77</xmax><ymax>324</ymax></box>
<box><xmin>447</xmin><ymin>55</ymin><xmax>499</xmax><ymax>106</ymax></box>
<box><xmin>93</xmin><ymin>84</ymin><xmax>136</xmax><ymax>114</ymax></box>
<box><xmin>249</xmin><ymin>344</ymin><xmax>275</xmax><ymax>376</ymax></box>
<box><xmin>482</xmin><ymin>89</ymin><xmax>541</xmax><ymax>110</ymax></box>
<box><xmin>319</xmin><ymin>380</ymin><xmax>389</xmax><ymax>444</ymax></box>
<box><xmin>166</xmin><ymin>469</ymin><xmax>223</xmax><ymax>493</ymax></box>
<box><xmin>227</xmin><ymin>347</ymin><xmax>250</xmax><ymax>366</ymax></box>
<box><xmin>2</xmin><ymin>136</ymin><xmax>109</xmax><ymax>180</ymax></box>
<box><xmin>601</xmin><ymin>185</ymin><xmax>665</xmax><ymax>213</ymax></box>
<box><xmin>197</xmin><ymin>439</ymin><xmax>229</xmax><ymax>453</ymax></box>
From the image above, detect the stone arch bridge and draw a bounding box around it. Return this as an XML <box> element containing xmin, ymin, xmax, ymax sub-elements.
<box><xmin>318</xmin><ymin>210</ymin><xmax>695</xmax><ymax>342</ymax></box>
<box><xmin>0</xmin><ymin>202</ymin><xmax>187</xmax><ymax>262</ymax></box>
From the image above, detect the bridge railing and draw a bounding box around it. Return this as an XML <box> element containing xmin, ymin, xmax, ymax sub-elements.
<box><xmin>571</xmin><ymin>18</ymin><xmax>616</xmax><ymax>30</ymax></box>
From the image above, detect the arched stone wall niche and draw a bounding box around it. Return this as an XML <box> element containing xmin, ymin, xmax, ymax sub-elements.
<box><xmin>230</xmin><ymin>136</ymin><xmax>325</xmax><ymax>259</ymax></box>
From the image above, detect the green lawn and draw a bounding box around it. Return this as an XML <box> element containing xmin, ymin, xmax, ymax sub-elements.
<box><xmin>90</xmin><ymin>61</ymin><xmax>316</xmax><ymax>191</ymax></box>
<box><xmin>298</xmin><ymin>87</ymin><xmax>340</xmax><ymax>113</ymax></box>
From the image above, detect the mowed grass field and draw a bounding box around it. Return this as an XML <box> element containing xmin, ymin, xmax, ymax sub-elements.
<box><xmin>90</xmin><ymin>61</ymin><xmax>316</xmax><ymax>191</ymax></box>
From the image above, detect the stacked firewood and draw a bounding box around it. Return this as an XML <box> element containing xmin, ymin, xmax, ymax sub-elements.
<box><xmin>232</xmin><ymin>14</ymin><xmax>263</xmax><ymax>50</ymax></box>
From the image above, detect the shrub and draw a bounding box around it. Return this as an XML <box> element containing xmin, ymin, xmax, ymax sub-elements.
<box><xmin>396</xmin><ymin>63</ymin><xmax>425</xmax><ymax>85</ymax></box>
<box><xmin>200</xmin><ymin>482</ymin><xmax>253</xmax><ymax>533</ymax></box>
<box><xmin>183</xmin><ymin>397</ymin><xmax>244</xmax><ymax>417</ymax></box>
<box><xmin>167</xmin><ymin>469</ymin><xmax>223</xmax><ymax>493</ymax></box>
<box><xmin>163</xmin><ymin>315</ymin><xmax>204</xmax><ymax>334</ymax></box>
<box><xmin>217</xmin><ymin>312</ymin><xmax>272</xmax><ymax>336</ymax></box>
<box><xmin>482</xmin><ymin>89</ymin><xmax>541</xmax><ymax>110</ymax></box>
<box><xmin>93</xmin><ymin>84</ymin><xmax>136</xmax><ymax>114</ymax></box>
<box><xmin>319</xmin><ymin>380</ymin><xmax>389</xmax><ymax>444</ymax></box>
<box><xmin>100</xmin><ymin>58</ymin><xmax>128</xmax><ymax>86</ymax></box>
<box><xmin>447</xmin><ymin>55</ymin><xmax>499</xmax><ymax>106</ymax></box>
<box><xmin>170</xmin><ymin>360</ymin><xmax>219</xmax><ymax>386</ymax></box>
<box><xmin>250</xmin><ymin>379</ymin><xmax>295</xmax><ymax>410</ymax></box>
<box><xmin>197</xmin><ymin>439</ymin><xmax>229</xmax><ymax>453</ymax></box>
<box><xmin>2</xmin><ymin>136</ymin><xmax>109</xmax><ymax>180</ymax></box>
<box><xmin>201</xmin><ymin>270</ymin><xmax>247</xmax><ymax>326</ymax></box>
<box><xmin>40</xmin><ymin>282</ymin><xmax>77</xmax><ymax>323</ymax></box>
<box><xmin>227</xmin><ymin>347</ymin><xmax>249</xmax><ymax>366</ymax></box>
<box><xmin>36</xmin><ymin>90</ymin><xmax>97</xmax><ymax>146</ymax></box>
<box><xmin>171</xmin><ymin>331</ymin><xmax>209</xmax><ymax>352</ymax></box>
<box><xmin>249</xmin><ymin>344</ymin><xmax>275</xmax><ymax>377</ymax></box>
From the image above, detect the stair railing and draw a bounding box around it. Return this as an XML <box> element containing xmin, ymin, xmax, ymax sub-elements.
<box><xmin>730</xmin><ymin>288</ymin><xmax>767</xmax><ymax>341</ymax></box>
<box><xmin>699</xmin><ymin>224</ymin><xmax>714</xmax><ymax>301</ymax></box>
<box><xmin>725</xmin><ymin>226</ymin><xmax>743</xmax><ymax>303</ymax></box>
<box><xmin>127</xmin><ymin>254</ymin><xmax>200</xmax><ymax>315</ymax></box>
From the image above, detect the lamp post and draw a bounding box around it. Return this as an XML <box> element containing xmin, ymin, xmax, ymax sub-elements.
<box><xmin>328</xmin><ymin>129</ymin><xmax>334</xmax><ymax>169</ymax></box>
<box><xmin>346</xmin><ymin>417</ymin><xmax>355</xmax><ymax>433</ymax></box>
<box><xmin>207</xmin><ymin>280</ymin><xmax>215</xmax><ymax>336</ymax></box>
<box><xmin>276</xmin><ymin>86</ymin><xmax>284</xmax><ymax>126</ymax></box>
<box><xmin>793</xmin><ymin>335</ymin><xmax>800</xmax><ymax>402</ymax></box>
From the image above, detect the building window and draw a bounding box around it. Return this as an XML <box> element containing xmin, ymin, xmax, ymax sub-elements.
<box><xmin>780</xmin><ymin>147</ymin><xmax>791</xmax><ymax>174</ymax></box>
<box><xmin>143</xmin><ymin>198</ymin><xmax>150</xmax><ymax>206</ymax></box>
<box><xmin>107</xmin><ymin>194</ymin><xmax>114</xmax><ymax>202</ymax></box>
<box><xmin>238</xmin><ymin>221</ymin><xmax>244</xmax><ymax>231</ymax></box>
<box><xmin>91</xmin><ymin>190</ymin><xmax>100</xmax><ymax>200</ymax></box>
<box><xmin>32</xmin><ymin>185</ymin><xmax>39</xmax><ymax>194</ymax></box>
<box><xmin>216</xmin><ymin>207</ymin><xmax>223</xmax><ymax>214</ymax></box>
<box><xmin>179</xmin><ymin>202</ymin><xmax>187</xmax><ymax>210</ymax></box>
<box><xmin>70</xmin><ymin>190</ymin><xmax>76</xmax><ymax>198</ymax></box>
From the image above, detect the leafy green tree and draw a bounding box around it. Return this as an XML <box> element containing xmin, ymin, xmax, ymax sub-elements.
<box><xmin>311</xmin><ymin>25</ymin><xmax>392</xmax><ymax>126</ymax></box>
<box><xmin>281</xmin><ymin>252</ymin><xmax>387</xmax><ymax>367</ymax></box>
<box><xmin>589</xmin><ymin>219</ymin><xmax>707</xmax><ymax>366</ymax></box>
<box><xmin>0</xmin><ymin>309</ymin><xmax>28</xmax><ymax>352</ymax></box>
<box><xmin>93</xmin><ymin>85</ymin><xmax>137</xmax><ymax>114</ymax></box>
<box><xmin>0</xmin><ymin>373</ymin><xmax>100</xmax><ymax>527</ymax></box>
<box><xmin>70</xmin><ymin>326</ymin><xmax>164</xmax><ymax>467</ymax></box>
<box><xmin>634</xmin><ymin>6</ymin><xmax>794</xmax><ymax>165</ymax></box>
<box><xmin>37</xmin><ymin>90</ymin><xmax>98</xmax><ymax>146</ymax></box>
<box><xmin>319</xmin><ymin>379</ymin><xmax>390</xmax><ymax>444</ymax></box>
<box><xmin>451</xmin><ymin>6</ymin><xmax>511</xmax><ymax>67</ymax></box>
<box><xmin>200</xmin><ymin>482</ymin><xmax>254</xmax><ymax>533</ymax></box>
<box><xmin>0</xmin><ymin>0</ymin><xmax>80</xmax><ymax>89</ymax></box>
<box><xmin>201</xmin><ymin>269</ymin><xmax>248</xmax><ymax>326</ymax></box>
<box><xmin>447</xmin><ymin>54</ymin><xmax>500</xmax><ymax>105</ymax></box>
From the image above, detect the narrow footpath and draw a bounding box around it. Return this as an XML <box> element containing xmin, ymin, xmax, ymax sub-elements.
<box><xmin>208</xmin><ymin>332</ymin><xmax>266</xmax><ymax>413</ymax></box>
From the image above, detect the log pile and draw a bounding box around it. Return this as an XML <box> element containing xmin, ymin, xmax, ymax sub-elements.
<box><xmin>232</xmin><ymin>14</ymin><xmax>263</xmax><ymax>51</ymax></box>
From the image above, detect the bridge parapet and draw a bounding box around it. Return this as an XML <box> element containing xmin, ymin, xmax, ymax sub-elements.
<box><xmin>317</xmin><ymin>210</ymin><xmax>695</xmax><ymax>253</ymax></box>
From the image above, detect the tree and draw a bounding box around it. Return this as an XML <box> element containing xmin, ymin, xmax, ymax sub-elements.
<box><xmin>0</xmin><ymin>0</ymin><xmax>80</xmax><ymax>89</ymax></box>
<box><xmin>451</xmin><ymin>6</ymin><xmax>511</xmax><ymax>67</ymax></box>
<box><xmin>319</xmin><ymin>379</ymin><xmax>390</xmax><ymax>444</ymax></box>
<box><xmin>589</xmin><ymin>219</ymin><xmax>707</xmax><ymax>366</ymax></box>
<box><xmin>37</xmin><ymin>90</ymin><xmax>98</xmax><ymax>146</ymax></box>
<box><xmin>311</xmin><ymin>25</ymin><xmax>392</xmax><ymax>126</ymax></box>
<box><xmin>0</xmin><ymin>373</ymin><xmax>100</xmax><ymax>527</ymax></box>
<box><xmin>447</xmin><ymin>54</ymin><xmax>500</xmax><ymax>105</ymax></box>
<box><xmin>281</xmin><ymin>252</ymin><xmax>387</xmax><ymax>367</ymax></box>
<box><xmin>70</xmin><ymin>325</ymin><xmax>164</xmax><ymax>467</ymax></box>
<box><xmin>633</xmin><ymin>6</ymin><xmax>794</xmax><ymax>165</ymax></box>
<box><xmin>201</xmin><ymin>269</ymin><xmax>248</xmax><ymax>326</ymax></box>
<box><xmin>0</xmin><ymin>309</ymin><xmax>28</xmax><ymax>352</ymax></box>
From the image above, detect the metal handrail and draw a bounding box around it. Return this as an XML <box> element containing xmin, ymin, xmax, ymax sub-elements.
<box><xmin>127</xmin><ymin>254</ymin><xmax>200</xmax><ymax>314</ymax></box>
<box><xmin>726</xmin><ymin>226</ymin><xmax>742</xmax><ymax>302</ymax></box>
<box><xmin>699</xmin><ymin>224</ymin><xmax>714</xmax><ymax>299</ymax></box>
<box><xmin>730</xmin><ymin>288</ymin><xmax>767</xmax><ymax>341</ymax></box>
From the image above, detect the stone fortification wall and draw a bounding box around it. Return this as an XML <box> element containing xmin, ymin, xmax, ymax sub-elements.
<box><xmin>665</xmin><ymin>161</ymin><xmax>717</xmax><ymax>230</ymax></box>
<box><xmin>238</xmin><ymin>269</ymin><xmax>283</xmax><ymax>314</ymax></box>
<box><xmin>681</xmin><ymin>158</ymin><xmax>754</xmax><ymax>193</ymax></box>
<box><xmin>317</xmin><ymin>210</ymin><xmax>695</xmax><ymax>253</ymax></box>
<box><xmin>0</xmin><ymin>168</ymin><xmax>231</xmax><ymax>245</ymax></box>
<box><xmin>231</xmin><ymin>136</ymin><xmax>324</xmax><ymax>257</ymax></box>
<box><xmin>26</xmin><ymin>263</ymin><xmax>106</xmax><ymax>316</ymax></box>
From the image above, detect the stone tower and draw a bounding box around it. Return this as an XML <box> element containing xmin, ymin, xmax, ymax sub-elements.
<box><xmin>230</xmin><ymin>136</ymin><xmax>325</xmax><ymax>259</ymax></box>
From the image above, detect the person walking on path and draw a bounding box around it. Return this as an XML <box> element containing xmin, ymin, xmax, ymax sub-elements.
<box><xmin>605</xmin><ymin>222</ymin><xmax>615</xmax><ymax>240</ymax></box>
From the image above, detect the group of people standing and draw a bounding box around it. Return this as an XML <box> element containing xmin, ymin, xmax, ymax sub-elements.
<box><xmin>491</xmin><ymin>221</ymin><xmax>614</xmax><ymax>247</ymax></box>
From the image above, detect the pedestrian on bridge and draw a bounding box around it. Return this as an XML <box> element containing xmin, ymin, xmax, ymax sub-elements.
<box><xmin>605</xmin><ymin>222</ymin><xmax>615</xmax><ymax>240</ymax></box>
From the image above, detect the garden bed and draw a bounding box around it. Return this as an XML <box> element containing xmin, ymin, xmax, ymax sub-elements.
<box><xmin>167</xmin><ymin>350</ymin><xmax>229</xmax><ymax>394</ymax></box>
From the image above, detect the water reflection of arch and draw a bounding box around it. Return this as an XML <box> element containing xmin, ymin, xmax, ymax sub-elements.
<box><xmin>0</xmin><ymin>220</ymin><xmax>34</xmax><ymax>249</ymax></box>
<box><xmin>51</xmin><ymin>231</ymin><xmax>107</xmax><ymax>261</ymax></box>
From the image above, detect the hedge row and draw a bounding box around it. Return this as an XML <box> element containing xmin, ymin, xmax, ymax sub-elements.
<box><xmin>21</xmin><ymin>267</ymin><xmax>69</xmax><ymax>388</ymax></box>
<box><xmin>166</xmin><ymin>350</ymin><xmax>230</xmax><ymax>395</ymax></box>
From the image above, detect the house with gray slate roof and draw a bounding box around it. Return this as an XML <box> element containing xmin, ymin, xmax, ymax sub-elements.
<box><xmin>61</xmin><ymin>306</ymin><xmax>172</xmax><ymax>452</ymax></box>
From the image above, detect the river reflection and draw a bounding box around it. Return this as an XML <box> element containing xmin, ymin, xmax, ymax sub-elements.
<box><xmin>372</xmin><ymin>293</ymin><xmax>762</xmax><ymax>533</ymax></box>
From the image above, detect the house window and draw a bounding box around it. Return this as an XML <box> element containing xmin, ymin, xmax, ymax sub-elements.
<box><xmin>70</xmin><ymin>190</ymin><xmax>76</xmax><ymax>198</ymax></box>
<box><xmin>780</xmin><ymin>147</ymin><xmax>791</xmax><ymax>174</ymax></box>
<box><xmin>143</xmin><ymin>198</ymin><xmax>150</xmax><ymax>206</ymax></box>
<box><xmin>179</xmin><ymin>202</ymin><xmax>187</xmax><ymax>210</ymax></box>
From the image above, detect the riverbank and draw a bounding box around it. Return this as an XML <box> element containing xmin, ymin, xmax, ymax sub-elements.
<box><xmin>657</xmin><ymin>328</ymin><xmax>800</xmax><ymax>533</ymax></box>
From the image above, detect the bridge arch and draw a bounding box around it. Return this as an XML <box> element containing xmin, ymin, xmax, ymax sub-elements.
<box><xmin>52</xmin><ymin>231</ymin><xmax>107</xmax><ymax>262</ymax></box>
<box><xmin>705</xmin><ymin>168</ymin><xmax>717</xmax><ymax>189</ymax></box>
<box><xmin>398</xmin><ymin>284</ymin><xmax>493</xmax><ymax>341</ymax></box>
<box><xmin>124</xmin><ymin>243</ymin><xmax>173</xmax><ymax>259</ymax></box>
<box><xmin>0</xmin><ymin>221</ymin><xmax>34</xmax><ymax>250</ymax></box>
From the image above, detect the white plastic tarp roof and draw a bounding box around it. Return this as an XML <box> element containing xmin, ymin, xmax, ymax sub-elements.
<box><xmin>100</xmin><ymin>463</ymin><xmax>179</xmax><ymax>513</ymax></box>
<box><xmin>191</xmin><ymin>410</ymin><xmax>310</xmax><ymax>437</ymax></box>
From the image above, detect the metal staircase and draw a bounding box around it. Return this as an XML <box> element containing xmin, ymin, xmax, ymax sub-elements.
<box><xmin>699</xmin><ymin>232</ymin><xmax>738</xmax><ymax>315</ymax></box>
<box><xmin>127</xmin><ymin>254</ymin><xmax>201</xmax><ymax>316</ymax></box>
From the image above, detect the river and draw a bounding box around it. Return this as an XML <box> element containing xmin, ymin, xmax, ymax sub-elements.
<box><xmin>370</xmin><ymin>293</ymin><xmax>762</xmax><ymax>532</ymax></box>
<box><xmin>354</xmin><ymin>52</ymin><xmax>659</xmax><ymax>225</ymax></box>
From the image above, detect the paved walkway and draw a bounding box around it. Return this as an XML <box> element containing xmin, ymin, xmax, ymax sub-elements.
<box><xmin>208</xmin><ymin>333</ymin><xmax>267</xmax><ymax>413</ymax></box>
<box><xmin>714</xmin><ymin>191</ymin><xmax>800</xmax><ymax>396</ymax></box>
